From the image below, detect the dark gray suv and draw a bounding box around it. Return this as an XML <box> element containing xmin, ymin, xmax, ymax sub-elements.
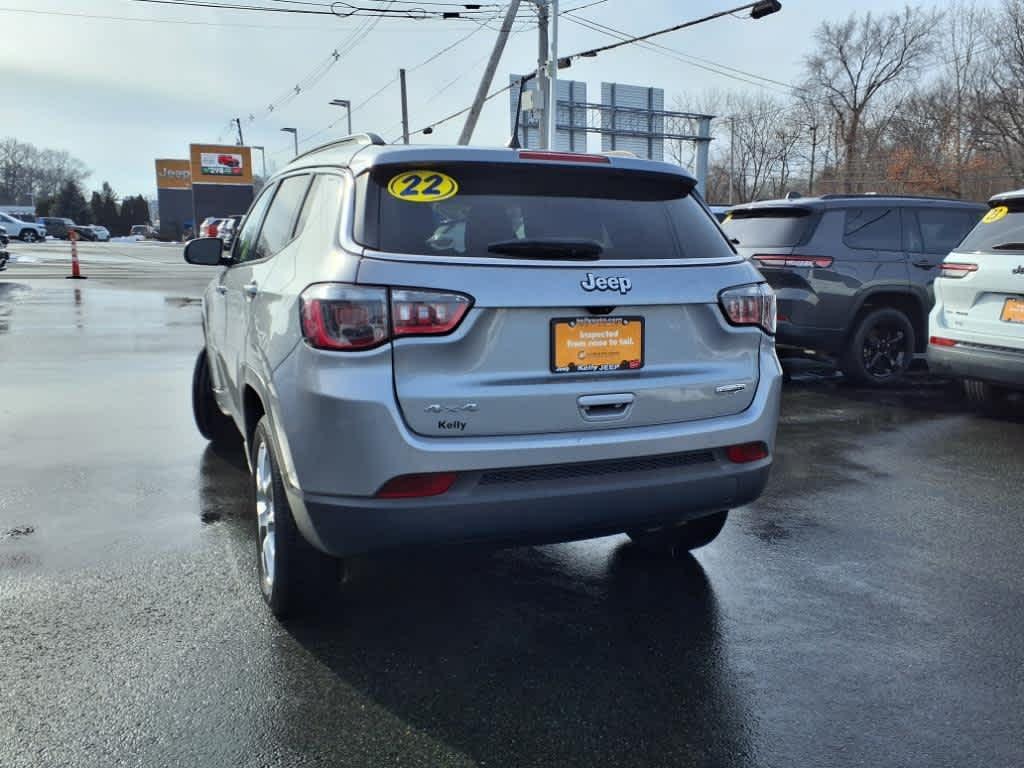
<box><xmin>722</xmin><ymin>195</ymin><xmax>985</xmax><ymax>385</ymax></box>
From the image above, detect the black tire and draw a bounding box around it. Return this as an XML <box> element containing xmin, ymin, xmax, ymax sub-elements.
<box><xmin>964</xmin><ymin>379</ymin><xmax>1006</xmax><ymax>414</ymax></box>
<box><xmin>191</xmin><ymin>349</ymin><xmax>237</xmax><ymax>445</ymax></box>
<box><xmin>251</xmin><ymin>416</ymin><xmax>338</xmax><ymax>619</ymax></box>
<box><xmin>840</xmin><ymin>308</ymin><xmax>916</xmax><ymax>386</ymax></box>
<box><xmin>628</xmin><ymin>511</ymin><xmax>729</xmax><ymax>556</ymax></box>
<box><xmin>19</xmin><ymin>229</ymin><xmax>38</xmax><ymax>243</ymax></box>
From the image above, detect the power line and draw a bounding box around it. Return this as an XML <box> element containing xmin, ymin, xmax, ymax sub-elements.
<box><xmin>126</xmin><ymin>0</ymin><xmax>506</xmax><ymax>18</ymax></box>
<box><xmin>0</xmin><ymin>5</ymin><xmax>368</xmax><ymax>29</ymax></box>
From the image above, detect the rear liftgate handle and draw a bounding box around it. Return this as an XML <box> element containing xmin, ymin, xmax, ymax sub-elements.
<box><xmin>577</xmin><ymin>393</ymin><xmax>635</xmax><ymax>422</ymax></box>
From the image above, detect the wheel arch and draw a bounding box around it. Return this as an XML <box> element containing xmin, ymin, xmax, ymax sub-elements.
<box><xmin>845</xmin><ymin>290</ymin><xmax>926</xmax><ymax>353</ymax></box>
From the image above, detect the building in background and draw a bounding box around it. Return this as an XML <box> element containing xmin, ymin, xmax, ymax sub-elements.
<box><xmin>154</xmin><ymin>159</ymin><xmax>191</xmax><ymax>241</ymax></box>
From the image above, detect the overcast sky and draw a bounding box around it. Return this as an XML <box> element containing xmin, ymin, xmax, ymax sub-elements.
<box><xmin>1</xmin><ymin>0</ymin><xmax>955</xmax><ymax>197</ymax></box>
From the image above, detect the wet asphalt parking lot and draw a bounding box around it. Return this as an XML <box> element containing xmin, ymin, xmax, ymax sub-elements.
<box><xmin>1</xmin><ymin>242</ymin><xmax>1023</xmax><ymax>767</ymax></box>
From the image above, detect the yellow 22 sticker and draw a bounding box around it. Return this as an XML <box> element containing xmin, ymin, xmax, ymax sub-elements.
<box><xmin>983</xmin><ymin>206</ymin><xmax>1008</xmax><ymax>224</ymax></box>
<box><xmin>386</xmin><ymin>170</ymin><xmax>458</xmax><ymax>203</ymax></box>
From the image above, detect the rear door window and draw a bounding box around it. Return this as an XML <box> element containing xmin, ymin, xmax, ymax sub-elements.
<box><xmin>957</xmin><ymin>202</ymin><xmax>1024</xmax><ymax>253</ymax></box>
<box><xmin>254</xmin><ymin>174</ymin><xmax>311</xmax><ymax>259</ymax></box>
<box><xmin>843</xmin><ymin>207</ymin><xmax>902</xmax><ymax>250</ymax></box>
<box><xmin>721</xmin><ymin>207</ymin><xmax>814</xmax><ymax>247</ymax></box>
<box><xmin>912</xmin><ymin>208</ymin><xmax>980</xmax><ymax>254</ymax></box>
<box><xmin>360</xmin><ymin>163</ymin><xmax>727</xmax><ymax>261</ymax></box>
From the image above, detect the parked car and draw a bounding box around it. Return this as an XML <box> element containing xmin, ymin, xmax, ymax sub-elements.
<box><xmin>0</xmin><ymin>224</ymin><xmax>8</xmax><ymax>248</ymax></box>
<box><xmin>219</xmin><ymin>215</ymin><xmax>243</xmax><ymax>251</ymax></box>
<box><xmin>87</xmin><ymin>225</ymin><xmax>111</xmax><ymax>242</ymax></box>
<box><xmin>39</xmin><ymin>217</ymin><xmax>76</xmax><ymax>239</ymax></box>
<box><xmin>183</xmin><ymin>138</ymin><xmax>782</xmax><ymax>618</ymax></box>
<box><xmin>129</xmin><ymin>224</ymin><xmax>157</xmax><ymax>239</ymax></box>
<box><xmin>722</xmin><ymin>194</ymin><xmax>986</xmax><ymax>385</ymax></box>
<box><xmin>928</xmin><ymin>191</ymin><xmax>1024</xmax><ymax>410</ymax></box>
<box><xmin>199</xmin><ymin>217</ymin><xmax>225</xmax><ymax>238</ymax></box>
<box><xmin>708</xmin><ymin>204</ymin><xmax>731</xmax><ymax>222</ymax></box>
<box><xmin>0</xmin><ymin>225</ymin><xmax>8</xmax><ymax>270</ymax></box>
<box><xmin>0</xmin><ymin>211</ymin><xmax>46</xmax><ymax>242</ymax></box>
<box><xmin>69</xmin><ymin>224</ymin><xmax>98</xmax><ymax>241</ymax></box>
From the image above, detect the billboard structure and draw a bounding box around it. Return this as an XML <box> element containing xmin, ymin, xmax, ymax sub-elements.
<box><xmin>188</xmin><ymin>144</ymin><xmax>255</xmax><ymax>236</ymax></box>
<box><xmin>509</xmin><ymin>78</ymin><xmax>714</xmax><ymax>195</ymax></box>
<box><xmin>155</xmin><ymin>159</ymin><xmax>192</xmax><ymax>241</ymax></box>
<box><xmin>509</xmin><ymin>76</ymin><xmax>587</xmax><ymax>151</ymax></box>
<box><xmin>599</xmin><ymin>83</ymin><xmax>666</xmax><ymax>160</ymax></box>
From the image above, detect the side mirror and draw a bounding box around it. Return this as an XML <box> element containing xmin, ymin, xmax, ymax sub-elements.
<box><xmin>184</xmin><ymin>237</ymin><xmax>227</xmax><ymax>266</ymax></box>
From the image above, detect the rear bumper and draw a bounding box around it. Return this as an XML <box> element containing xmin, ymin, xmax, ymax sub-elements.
<box><xmin>927</xmin><ymin>341</ymin><xmax>1024</xmax><ymax>389</ymax></box>
<box><xmin>287</xmin><ymin>459</ymin><xmax>771</xmax><ymax>557</ymax></box>
<box><xmin>274</xmin><ymin>342</ymin><xmax>782</xmax><ymax>557</ymax></box>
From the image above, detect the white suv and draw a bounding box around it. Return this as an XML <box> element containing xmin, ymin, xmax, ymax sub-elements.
<box><xmin>0</xmin><ymin>212</ymin><xmax>45</xmax><ymax>242</ymax></box>
<box><xmin>928</xmin><ymin>190</ymin><xmax>1024</xmax><ymax>409</ymax></box>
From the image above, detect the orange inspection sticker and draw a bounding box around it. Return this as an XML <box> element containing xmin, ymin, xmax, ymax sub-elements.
<box><xmin>551</xmin><ymin>317</ymin><xmax>644</xmax><ymax>374</ymax></box>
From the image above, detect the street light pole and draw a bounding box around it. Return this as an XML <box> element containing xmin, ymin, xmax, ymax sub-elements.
<box><xmin>329</xmin><ymin>99</ymin><xmax>352</xmax><ymax>135</ymax></box>
<box><xmin>251</xmin><ymin>145</ymin><xmax>267</xmax><ymax>178</ymax></box>
<box><xmin>281</xmin><ymin>127</ymin><xmax>298</xmax><ymax>157</ymax></box>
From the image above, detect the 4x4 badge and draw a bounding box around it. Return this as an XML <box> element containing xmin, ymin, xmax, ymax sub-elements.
<box><xmin>580</xmin><ymin>273</ymin><xmax>632</xmax><ymax>295</ymax></box>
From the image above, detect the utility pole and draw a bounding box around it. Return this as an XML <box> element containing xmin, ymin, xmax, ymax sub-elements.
<box><xmin>728</xmin><ymin>116</ymin><xmax>736</xmax><ymax>204</ymax></box>
<box><xmin>532</xmin><ymin>1</ymin><xmax>550</xmax><ymax>149</ymax></box>
<box><xmin>459</xmin><ymin>0</ymin><xmax>521</xmax><ymax>145</ymax></box>
<box><xmin>234</xmin><ymin>117</ymin><xmax>244</xmax><ymax>146</ymax></box>
<box><xmin>548</xmin><ymin>0</ymin><xmax>558</xmax><ymax>150</ymax></box>
<box><xmin>400</xmin><ymin>69</ymin><xmax>410</xmax><ymax>144</ymax></box>
<box><xmin>808</xmin><ymin>123</ymin><xmax>818</xmax><ymax>196</ymax></box>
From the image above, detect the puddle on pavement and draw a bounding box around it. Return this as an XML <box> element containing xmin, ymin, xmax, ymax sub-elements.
<box><xmin>165</xmin><ymin>296</ymin><xmax>202</xmax><ymax>307</ymax></box>
<box><xmin>1</xmin><ymin>525</ymin><xmax>36</xmax><ymax>540</ymax></box>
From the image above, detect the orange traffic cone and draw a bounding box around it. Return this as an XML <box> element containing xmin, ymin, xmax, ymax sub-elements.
<box><xmin>66</xmin><ymin>231</ymin><xmax>87</xmax><ymax>280</ymax></box>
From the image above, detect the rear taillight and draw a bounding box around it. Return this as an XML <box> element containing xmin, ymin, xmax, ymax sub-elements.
<box><xmin>300</xmin><ymin>284</ymin><xmax>390</xmax><ymax>351</ymax></box>
<box><xmin>300</xmin><ymin>284</ymin><xmax>472</xmax><ymax>351</ymax></box>
<box><xmin>938</xmin><ymin>262</ymin><xmax>978</xmax><ymax>278</ymax></box>
<box><xmin>929</xmin><ymin>336</ymin><xmax>958</xmax><ymax>347</ymax></box>
<box><xmin>753</xmin><ymin>254</ymin><xmax>834</xmax><ymax>268</ymax></box>
<box><xmin>376</xmin><ymin>473</ymin><xmax>457</xmax><ymax>498</ymax></box>
<box><xmin>391</xmin><ymin>289</ymin><xmax>472</xmax><ymax>337</ymax></box>
<box><xmin>726</xmin><ymin>442</ymin><xmax>770</xmax><ymax>463</ymax></box>
<box><xmin>719</xmin><ymin>283</ymin><xmax>776</xmax><ymax>335</ymax></box>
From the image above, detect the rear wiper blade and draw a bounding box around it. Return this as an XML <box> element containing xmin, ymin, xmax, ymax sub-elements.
<box><xmin>991</xmin><ymin>242</ymin><xmax>1024</xmax><ymax>251</ymax></box>
<box><xmin>486</xmin><ymin>238</ymin><xmax>603</xmax><ymax>260</ymax></box>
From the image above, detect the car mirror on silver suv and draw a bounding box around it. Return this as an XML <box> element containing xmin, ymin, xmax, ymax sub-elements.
<box><xmin>184</xmin><ymin>237</ymin><xmax>227</xmax><ymax>266</ymax></box>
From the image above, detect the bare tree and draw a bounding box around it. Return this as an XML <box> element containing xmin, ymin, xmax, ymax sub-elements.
<box><xmin>0</xmin><ymin>138</ymin><xmax>90</xmax><ymax>206</ymax></box>
<box><xmin>804</xmin><ymin>5</ymin><xmax>940</xmax><ymax>191</ymax></box>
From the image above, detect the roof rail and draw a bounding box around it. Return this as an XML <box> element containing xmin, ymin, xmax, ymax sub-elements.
<box><xmin>290</xmin><ymin>132</ymin><xmax>386</xmax><ymax>164</ymax></box>
<box><xmin>818</xmin><ymin>193</ymin><xmax>966</xmax><ymax>202</ymax></box>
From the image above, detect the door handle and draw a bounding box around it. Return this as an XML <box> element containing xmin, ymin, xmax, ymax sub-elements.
<box><xmin>912</xmin><ymin>259</ymin><xmax>936</xmax><ymax>269</ymax></box>
<box><xmin>243</xmin><ymin>280</ymin><xmax>259</xmax><ymax>298</ymax></box>
<box><xmin>215</xmin><ymin>285</ymin><xmax>228</xmax><ymax>295</ymax></box>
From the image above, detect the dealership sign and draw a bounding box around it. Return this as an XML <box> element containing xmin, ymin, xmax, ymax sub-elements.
<box><xmin>188</xmin><ymin>144</ymin><xmax>254</xmax><ymax>186</ymax></box>
<box><xmin>154</xmin><ymin>159</ymin><xmax>192</xmax><ymax>190</ymax></box>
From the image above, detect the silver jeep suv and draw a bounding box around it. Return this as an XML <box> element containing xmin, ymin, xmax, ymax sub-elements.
<box><xmin>185</xmin><ymin>134</ymin><xmax>782</xmax><ymax>618</ymax></box>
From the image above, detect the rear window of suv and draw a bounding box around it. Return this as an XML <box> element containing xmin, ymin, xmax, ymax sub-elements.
<box><xmin>721</xmin><ymin>207</ymin><xmax>814</xmax><ymax>247</ymax></box>
<box><xmin>357</xmin><ymin>162</ymin><xmax>729</xmax><ymax>261</ymax></box>
<box><xmin>958</xmin><ymin>201</ymin><xmax>1024</xmax><ymax>253</ymax></box>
